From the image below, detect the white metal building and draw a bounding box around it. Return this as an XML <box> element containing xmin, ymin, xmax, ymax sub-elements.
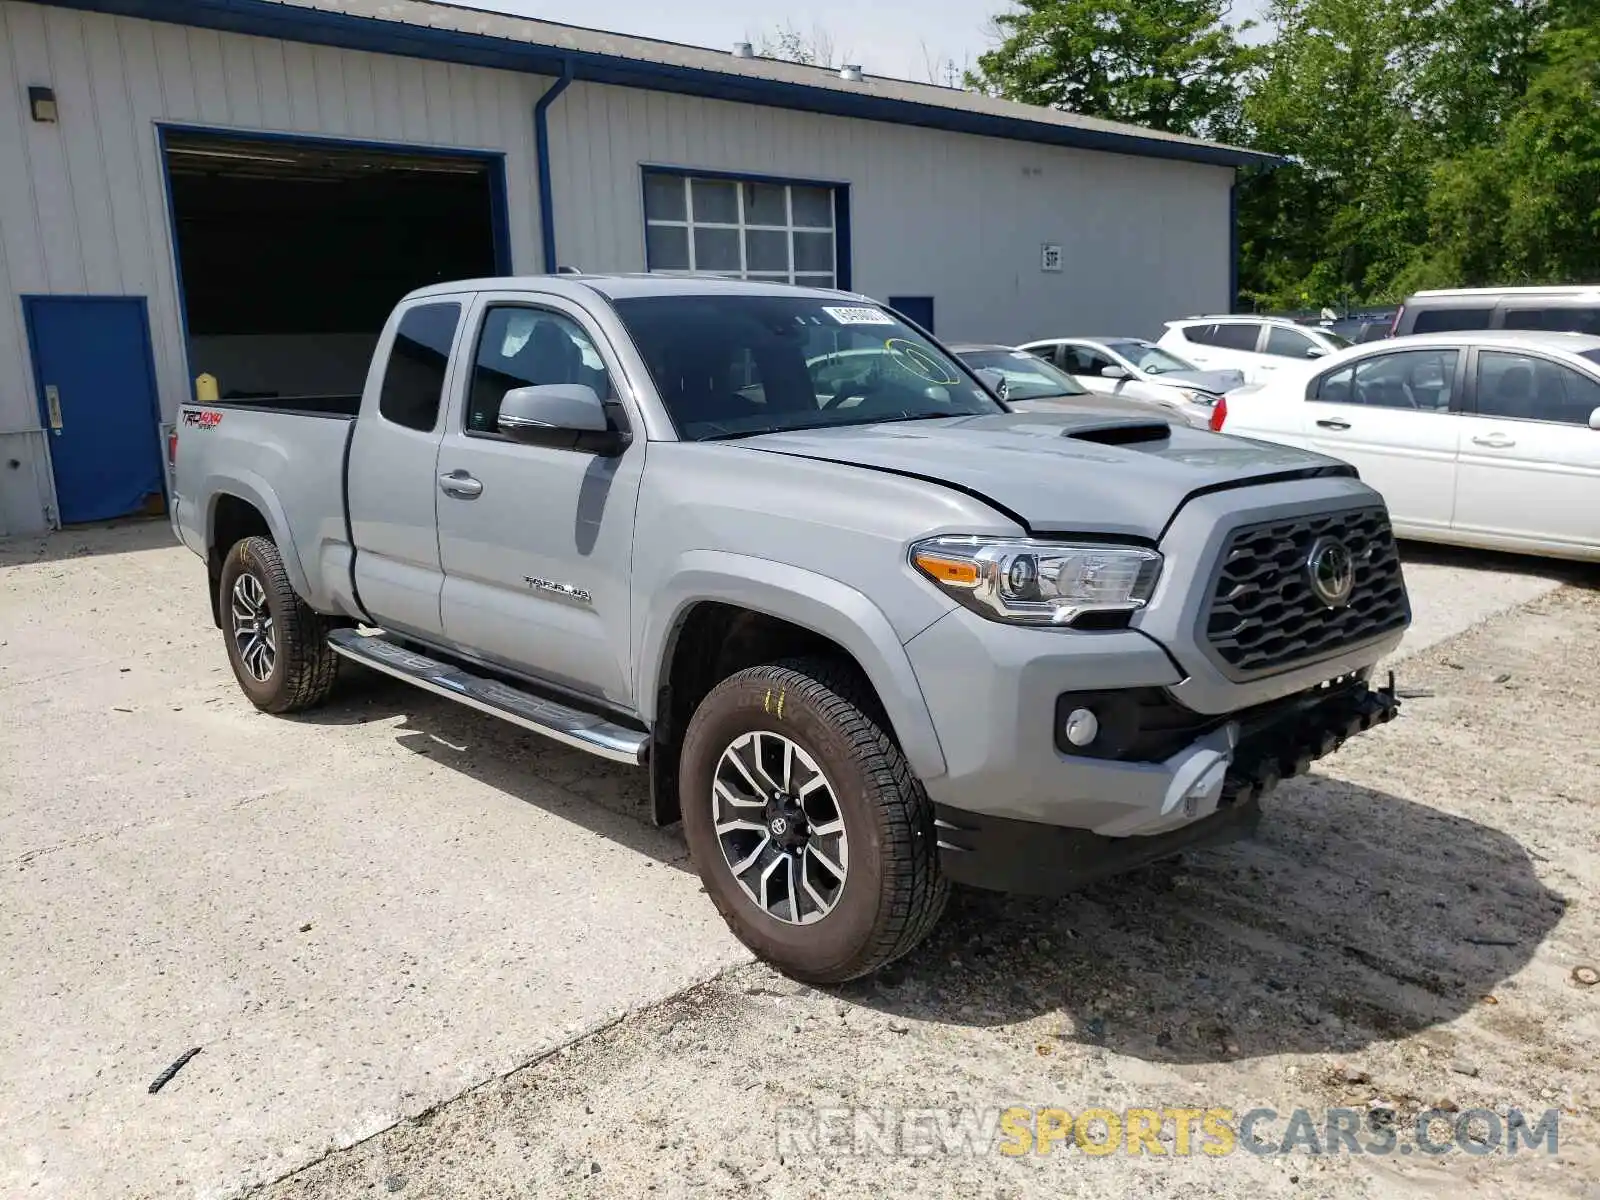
<box><xmin>0</xmin><ymin>0</ymin><xmax>1270</xmax><ymax>535</ymax></box>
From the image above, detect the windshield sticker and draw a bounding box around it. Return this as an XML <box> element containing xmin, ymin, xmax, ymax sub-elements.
<box><xmin>500</xmin><ymin>312</ymin><xmax>537</xmax><ymax>357</ymax></box>
<box><xmin>885</xmin><ymin>338</ymin><xmax>960</xmax><ymax>386</ymax></box>
<box><xmin>822</xmin><ymin>305</ymin><xmax>895</xmax><ymax>326</ymax></box>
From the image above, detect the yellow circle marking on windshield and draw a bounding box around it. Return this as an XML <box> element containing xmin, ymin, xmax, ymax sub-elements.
<box><xmin>885</xmin><ymin>338</ymin><xmax>959</xmax><ymax>385</ymax></box>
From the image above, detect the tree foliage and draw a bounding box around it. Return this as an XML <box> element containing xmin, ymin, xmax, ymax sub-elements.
<box><xmin>972</xmin><ymin>0</ymin><xmax>1600</xmax><ymax>307</ymax></box>
<box><xmin>969</xmin><ymin>0</ymin><xmax>1260</xmax><ymax>138</ymax></box>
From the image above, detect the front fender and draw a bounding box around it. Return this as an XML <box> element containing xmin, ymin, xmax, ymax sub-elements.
<box><xmin>204</xmin><ymin>471</ymin><xmax>314</xmax><ymax>602</ymax></box>
<box><xmin>637</xmin><ymin>551</ymin><xmax>948</xmax><ymax>782</ymax></box>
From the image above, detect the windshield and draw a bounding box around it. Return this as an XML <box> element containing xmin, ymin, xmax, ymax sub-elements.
<box><xmin>956</xmin><ymin>348</ymin><xmax>1087</xmax><ymax>399</ymax></box>
<box><xmin>1102</xmin><ymin>340</ymin><xmax>1195</xmax><ymax>375</ymax></box>
<box><xmin>1319</xmin><ymin>329</ymin><xmax>1354</xmax><ymax>349</ymax></box>
<box><xmin>610</xmin><ymin>295</ymin><xmax>1004</xmax><ymax>440</ymax></box>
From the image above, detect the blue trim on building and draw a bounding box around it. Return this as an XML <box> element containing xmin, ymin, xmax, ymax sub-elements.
<box><xmin>36</xmin><ymin>0</ymin><xmax>1276</xmax><ymax>169</ymax></box>
<box><xmin>534</xmin><ymin>61</ymin><xmax>575</xmax><ymax>273</ymax></box>
<box><xmin>833</xmin><ymin>186</ymin><xmax>852</xmax><ymax>293</ymax></box>
<box><xmin>639</xmin><ymin>166</ymin><xmax>853</xmax><ymax>289</ymax></box>
<box><xmin>153</xmin><ymin>124</ymin><xmax>196</xmax><ymax>403</ymax></box>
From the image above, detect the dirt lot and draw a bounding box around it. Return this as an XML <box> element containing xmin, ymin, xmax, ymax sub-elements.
<box><xmin>2</xmin><ymin>523</ymin><xmax>1596</xmax><ymax>1199</ymax></box>
<box><xmin>263</xmin><ymin>586</ymin><xmax>1600</xmax><ymax>1199</ymax></box>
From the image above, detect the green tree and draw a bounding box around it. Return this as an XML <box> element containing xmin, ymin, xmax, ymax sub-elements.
<box><xmin>1407</xmin><ymin>0</ymin><xmax>1548</xmax><ymax>153</ymax></box>
<box><xmin>967</xmin><ymin>0</ymin><xmax>1259</xmax><ymax>138</ymax></box>
<box><xmin>1421</xmin><ymin>13</ymin><xmax>1600</xmax><ymax>285</ymax></box>
<box><xmin>1235</xmin><ymin>0</ymin><xmax>1430</xmax><ymax>307</ymax></box>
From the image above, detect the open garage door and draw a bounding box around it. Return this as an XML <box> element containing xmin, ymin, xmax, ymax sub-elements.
<box><xmin>163</xmin><ymin>130</ymin><xmax>506</xmax><ymax>403</ymax></box>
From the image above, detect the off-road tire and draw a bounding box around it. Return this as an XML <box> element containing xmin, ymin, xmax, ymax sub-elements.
<box><xmin>218</xmin><ymin>536</ymin><xmax>339</xmax><ymax>713</ymax></box>
<box><xmin>680</xmin><ymin>657</ymin><xmax>949</xmax><ymax>983</ymax></box>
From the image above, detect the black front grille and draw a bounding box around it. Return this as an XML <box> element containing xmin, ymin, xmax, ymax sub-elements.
<box><xmin>1205</xmin><ymin>506</ymin><xmax>1408</xmax><ymax>675</ymax></box>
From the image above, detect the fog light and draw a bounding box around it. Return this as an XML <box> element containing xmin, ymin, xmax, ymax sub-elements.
<box><xmin>1063</xmin><ymin>707</ymin><xmax>1098</xmax><ymax>747</ymax></box>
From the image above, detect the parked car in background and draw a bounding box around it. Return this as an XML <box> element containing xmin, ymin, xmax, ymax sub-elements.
<box><xmin>1320</xmin><ymin>310</ymin><xmax>1397</xmax><ymax>344</ymax></box>
<box><xmin>1392</xmin><ymin>286</ymin><xmax>1600</xmax><ymax>337</ymax></box>
<box><xmin>1016</xmin><ymin>337</ymin><xmax>1235</xmax><ymax>428</ymax></box>
<box><xmin>1211</xmin><ymin>330</ymin><xmax>1600</xmax><ymax>561</ymax></box>
<box><xmin>1156</xmin><ymin>315</ymin><xmax>1351</xmax><ymax>384</ymax></box>
<box><xmin>948</xmin><ymin>343</ymin><xmax>1179</xmax><ymax>422</ymax></box>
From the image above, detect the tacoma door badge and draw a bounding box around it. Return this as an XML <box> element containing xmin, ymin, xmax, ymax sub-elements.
<box><xmin>523</xmin><ymin>576</ymin><xmax>593</xmax><ymax>606</ymax></box>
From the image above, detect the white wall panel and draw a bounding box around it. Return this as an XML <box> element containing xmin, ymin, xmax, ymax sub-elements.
<box><xmin>546</xmin><ymin>82</ymin><xmax>1232</xmax><ymax>346</ymax></box>
<box><xmin>0</xmin><ymin>0</ymin><xmax>1230</xmax><ymax>536</ymax></box>
<box><xmin>0</xmin><ymin>0</ymin><xmax>548</xmax><ymax>534</ymax></box>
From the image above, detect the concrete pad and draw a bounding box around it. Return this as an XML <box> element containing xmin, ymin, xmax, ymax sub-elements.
<box><xmin>1390</xmin><ymin>541</ymin><xmax>1573</xmax><ymax>660</ymax></box>
<box><xmin>0</xmin><ymin>523</ymin><xmax>745</xmax><ymax>1200</ymax></box>
<box><xmin>0</xmin><ymin>522</ymin><xmax>1576</xmax><ymax>1198</ymax></box>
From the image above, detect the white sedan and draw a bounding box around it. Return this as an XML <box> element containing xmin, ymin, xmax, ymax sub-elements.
<box><xmin>1212</xmin><ymin>330</ymin><xmax>1600</xmax><ymax>561</ymax></box>
<box><xmin>1018</xmin><ymin>336</ymin><xmax>1241</xmax><ymax>428</ymax></box>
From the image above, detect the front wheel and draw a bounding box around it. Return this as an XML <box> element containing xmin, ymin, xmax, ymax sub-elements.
<box><xmin>218</xmin><ymin>536</ymin><xmax>339</xmax><ymax>713</ymax></box>
<box><xmin>679</xmin><ymin>658</ymin><xmax>948</xmax><ymax>983</ymax></box>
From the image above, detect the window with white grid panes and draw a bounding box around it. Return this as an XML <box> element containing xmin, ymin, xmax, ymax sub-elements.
<box><xmin>642</xmin><ymin>172</ymin><xmax>837</xmax><ymax>288</ymax></box>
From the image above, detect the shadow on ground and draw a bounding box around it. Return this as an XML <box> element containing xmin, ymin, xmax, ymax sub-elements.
<box><xmin>0</xmin><ymin>517</ymin><xmax>177</xmax><ymax>566</ymax></box>
<box><xmin>837</xmin><ymin>771</ymin><xmax>1564</xmax><ymax>1066</ymax></box>
<box><xmin>290</xmin><ymin>668</ymin><xmax>692</xmax><ymax>872</ymax></box>
<box><xmin>288</xmin><ymin>642</ymin><xmax>1564</xmax><ymax>1069</ymax></box>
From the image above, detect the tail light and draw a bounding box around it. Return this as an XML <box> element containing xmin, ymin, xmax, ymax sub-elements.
<box><xmin>168</xmin><ymin>429</ymin><xmax>178</xmax><ymax>468</ymax></box>
<box><xmin>1209</xmin><ymin>396</ymin><xmax>1228</xmax><ymax>431</ymax></box>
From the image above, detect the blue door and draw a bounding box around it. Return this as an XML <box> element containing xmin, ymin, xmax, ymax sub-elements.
<box><xmin>23</xmin><ymin>296</ymin><xmax>165</xmax><ymax>525</ymax></box>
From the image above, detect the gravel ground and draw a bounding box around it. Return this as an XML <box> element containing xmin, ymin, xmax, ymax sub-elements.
<box><xmin>260</xmin><ymin>585</ymin><xmax>1600</xmax><ymax>1199</ymax></box>
<box><xmin>3</xmin><ymin>522</ymin><xmax>1595</xmax><ymax>1200</ymax></box>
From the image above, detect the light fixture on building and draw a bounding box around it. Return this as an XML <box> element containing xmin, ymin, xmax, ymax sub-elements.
<box><xmin>28</xmin><ymin>86</ymin><xmax>57</xmax><ymax>122</ymax></box>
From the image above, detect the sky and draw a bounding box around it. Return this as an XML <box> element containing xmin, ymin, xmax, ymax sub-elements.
<box><xmin>462</xmin><ymin>1</ymin><xmax>1274</xmax><ymax>87</ymax></box>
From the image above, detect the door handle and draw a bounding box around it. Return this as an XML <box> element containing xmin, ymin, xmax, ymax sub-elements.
<box><xmin>438</xmin><ymin>470</ymin><xmax>483</xmax><ymax>499</ymax></box>
<box><xmin>1315</xmin><ymin>418</ymin><xmax>1351</xmax><ymax>430</ymax></box>
<box><xmin>1471</xmin><ymin>434</ymin><xmax>1515</xmax><ymax>449</ymax></box>
<box><xmin>45</xmin><ymin>384</ymin><xmax>63</xmax><ymax>435</ymax></box>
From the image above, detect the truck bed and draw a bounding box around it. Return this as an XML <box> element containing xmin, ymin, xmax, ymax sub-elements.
<box><xmin>170</xmin><ymin>398</ymin><xmax>359</xmax><ymax>615</ymax></box>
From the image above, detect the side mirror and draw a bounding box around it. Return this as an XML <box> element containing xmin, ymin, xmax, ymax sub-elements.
<box><xmin>1099</xmin><ymin>365</ymin><xmax>1130</xmax><ymax>379</ymax></box>
<box><xmin>497</xmin><ymin>384</ymin><xmax>628</xmax><ymax>455</ymax></box>
<box><xmin>1305</xmin><ymin>345</ymin><xmax>1330</xmax><ymax>359</ymax></box>
<box><xmin>976</xmin><ymin>368</ymin><xmax>1009</xmax><ymax>400</ymax></box>
<box><xmin>1590</xmin><ymin>406</ymin><xmax>1600</xmax><ymax>431</ymax></box>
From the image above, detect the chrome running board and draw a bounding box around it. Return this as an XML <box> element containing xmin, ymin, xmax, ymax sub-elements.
<box><xmin>327</xmin><ymin>627</ymin><xmax>649</xmax><ymax>765</ymax></box>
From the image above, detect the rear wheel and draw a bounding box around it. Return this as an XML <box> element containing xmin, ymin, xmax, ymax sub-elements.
<box><xmin>679</xmin><ymin>658</ymin><xmax>948</xmax><ymax>983</ymax></box>
<box><xmin>218</xmin><ymin>535</ymin><xmax>338</xmax><ymax>713</ymax></box>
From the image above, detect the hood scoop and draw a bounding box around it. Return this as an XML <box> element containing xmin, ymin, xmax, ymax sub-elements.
<box><xmin>1061</xmin><ymin>418</ymin><xmax>1173</xmax><ymax>446</ymax></box>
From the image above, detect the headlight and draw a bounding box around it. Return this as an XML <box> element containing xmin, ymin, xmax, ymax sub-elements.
<box><xmin>1175</xmin><ymin>387</ymin><xmax>1214</xmax><ymax>405</ymax></box>
<box><xmin>910</xmin><ymin>536</ymin><xmax>1161</xmax><ymax>626</ymax></box>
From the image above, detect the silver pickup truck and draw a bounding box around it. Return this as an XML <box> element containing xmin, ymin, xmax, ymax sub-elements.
<box><xmin>171</xmin><ymin>275</ymin><xmax>1408</xmax><ymax>982</ymax></box>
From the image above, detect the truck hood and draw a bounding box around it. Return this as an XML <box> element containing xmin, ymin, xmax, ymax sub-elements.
<box><xmin>739</xmin><ymin>412</ymin><xmax>1352</xmax><ymax>541</ymax></box>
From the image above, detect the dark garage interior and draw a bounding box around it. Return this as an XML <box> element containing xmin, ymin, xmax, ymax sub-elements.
<box><xmin>163</xmin><ymin>131</ymin><xmax>504</xmax><ymax>401</ymax></box>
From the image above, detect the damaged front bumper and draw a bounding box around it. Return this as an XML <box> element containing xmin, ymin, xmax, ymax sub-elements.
<box><xmin>933</xmin><ymin>673</ymin><xmax>1401</xmax><ymax>896</ymax></box>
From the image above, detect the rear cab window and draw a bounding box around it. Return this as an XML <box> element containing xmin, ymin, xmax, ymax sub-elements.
<box><xmin>377</xmin><ymin>302</ymin><xmax>462</xmax><ymax>432</ymax></box>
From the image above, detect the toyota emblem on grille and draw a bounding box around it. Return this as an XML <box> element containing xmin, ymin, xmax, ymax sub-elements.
<box><xmin>1306</xmin><ymin>537</ymin><xmax>1355</xmax><ymax>608</ymax></box>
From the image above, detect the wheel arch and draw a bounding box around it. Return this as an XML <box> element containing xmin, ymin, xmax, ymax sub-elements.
<box><xmin>203</xmin><ymin>479</ymin><xmax>308</xmax><ymax>627</ymax></box>
<box><xmin>640</xmin><ymin>553</ymin><xmax>948</xmax><ymax>826</ymax></box>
